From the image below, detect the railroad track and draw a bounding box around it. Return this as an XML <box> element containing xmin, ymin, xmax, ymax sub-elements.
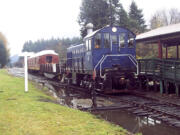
<box><xmin>96</xmin><ymin>93</ymin><xmax>180</xmax><ymax>128</ymax></box>
<box><xmin>29</xmin><ymin>73</ymin><xmax>180</xmax><ymax>128</ymax></box>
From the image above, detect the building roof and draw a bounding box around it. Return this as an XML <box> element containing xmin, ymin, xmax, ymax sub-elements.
<box><xmin>136</xmin><ymin>23</ymin><xmax>180</xmax><ymax>45</ymax></box>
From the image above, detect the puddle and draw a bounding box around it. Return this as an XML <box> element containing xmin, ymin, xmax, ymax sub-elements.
<box><xmin>54</xmin><ymin>87</ymin><xmax>92</xmax><ymax>109</ymax></box>
<box><xmin>93</xmin><ymin>110</ymin><xmax>180</xmax><ymax>135</ymax></box>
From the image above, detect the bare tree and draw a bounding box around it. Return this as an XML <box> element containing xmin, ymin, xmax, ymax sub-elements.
<box><xmin>150</xmin><ymin>8</ymin><xmax>180</xmax><ymax>29</ymax></box>
<box><xmin>169</xmin><ymin>8</ymin><xmax>180</xmax><ymax>24</ymax></box>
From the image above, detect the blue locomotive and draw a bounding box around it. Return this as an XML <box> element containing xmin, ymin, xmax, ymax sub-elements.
<box><xmin>65</xmin><ymin>24</ymin><xmax>137</xmax><ymax>92</ymax></box>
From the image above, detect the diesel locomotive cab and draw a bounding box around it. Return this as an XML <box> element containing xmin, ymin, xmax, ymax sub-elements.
<box><xmin>66</xmin><ymin>25</ymin><xmax>137</xmax><ymax>93</ymax></box>
<box><xmin>89</xmin><ymin>26</ymin><xmax>137</xmax><ymax>92</ymax></box>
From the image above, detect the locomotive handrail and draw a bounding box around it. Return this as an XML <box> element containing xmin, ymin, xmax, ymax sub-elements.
<box><xmin>93</xmin><ymin>54</ymin><xmax>137</xmax><ymax>79</ymax></box>
<box><xmin>93</xmin><ymin>55</ymin><xmax>105</xmax><ymax>80</ymax></box>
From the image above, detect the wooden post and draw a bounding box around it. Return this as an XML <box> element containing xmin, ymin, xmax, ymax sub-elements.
<box><xmin>146</xmin><ymin>78</ymin><xmax>150</xmax><ymax>91</ymax></box>
<box><xmin>177</xmin><ymin>45</ymin><xmax>179</xmax><ymax>59</ymax></box>
<box><xmin>158</xmin><ymin>41</ymin><xmax>162</xmax><ymax>59</ymax></box>
<box><xmin>164</xmin><ymin>81</ymin><xmax>169</xmax><ymax>94</ymax></box>
<box><xmin>166</xmin><ymin>46</ymin><xmax>168</xmax><ymax>59</ymax></box>
<box><xmin>175</xmin><ymin>83</ymin><xmax>179</xmax><ymax>96</ymax></box>
<box><xmin>154</xmin><ymin>80</ymin><xmax>158</xmax><ymax>91</ymax></box>
<box><xmin>160</xmin><ymin>80</ymin><xmax>164</xmax><ymax>94</ymax></box>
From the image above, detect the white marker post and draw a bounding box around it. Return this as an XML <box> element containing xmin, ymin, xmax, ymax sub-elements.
<box><xmin>20</xmin><ymin>52</ymin><xmax>34</xmax><ymax>92</ymax></box>
<box><xmin>24</xmin><ymin>52</ymin><xmax>28</xmax><ymax>92</ymax></box>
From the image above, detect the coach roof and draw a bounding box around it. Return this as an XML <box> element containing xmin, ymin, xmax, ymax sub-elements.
<box><xmin>29</xmin><ymin>50</ymin><xmax>58</xmax><ymax>58</ymax></box>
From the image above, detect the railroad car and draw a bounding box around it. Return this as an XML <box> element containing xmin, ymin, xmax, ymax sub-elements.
<box><xmin>28</xmin><ymin>50</ymin><xmax>59</xmax><ymax>75</ymax></box>
<box><xmin>65</xmin><ymin>24</ymin><xmax>137</xmax><ymax>92</ymax></box>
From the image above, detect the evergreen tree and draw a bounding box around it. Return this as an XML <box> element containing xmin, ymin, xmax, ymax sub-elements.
<box><xmin>115</xmin><ymin>3</ymin><xmax>129</xmax><ymax>28</ymax></box>
<box><xmin>129</xmin><ymin>1</ymin><xmax>146</xmax><ymax>34</ymax></box>
<box><xmin>22</xmin><ymin>37</ymin><xmax>82</xmax><ymax>60</ymax></box>
<box><xmin>78</xmin><ymin>0</ymin><xmax>111</xmax><ymax>37</ymax></box>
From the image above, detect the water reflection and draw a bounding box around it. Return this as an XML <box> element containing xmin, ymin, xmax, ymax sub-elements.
<box><xmin>93</xmin><ymin>110</ymin><xmax>180</xmax><ymax>135</ymax></box>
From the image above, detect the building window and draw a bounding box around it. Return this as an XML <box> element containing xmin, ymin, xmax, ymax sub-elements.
<box><xmin>119</xmin><ymin>33</ymin><xmax>126</xmax><ymax>48</ymax></box>
<box><xmin>128</xmin><ymin>33</ymin><xmax>134</xmax><ymax>48</ymax></box>
<box><xmin>104</xmin><ymin>33</ymin><xmax>110</xmax><ymax>48</ymax></box>
<box><xmin>94</xmin><ymin>33</ymin><xmax>101</xmax><ymax>49</ymax></box>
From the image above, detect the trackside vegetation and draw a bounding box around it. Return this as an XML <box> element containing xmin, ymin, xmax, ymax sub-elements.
<box><xmin>0</xmin><ymin>69</ymin><xmax>130</xmax><ymax>135</ymax></box>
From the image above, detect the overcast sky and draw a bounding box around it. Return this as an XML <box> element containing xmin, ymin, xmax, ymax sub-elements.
<box><xmin>0</xmin><ymin>0</ymin><xmax>179</xmax><ymax>56</ymax></box>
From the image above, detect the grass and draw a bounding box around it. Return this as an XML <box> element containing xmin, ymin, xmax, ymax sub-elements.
<box><xmin>0</xmin><ymin>69</ymin><xmax>128</xmax><ymax>135</ymax></box>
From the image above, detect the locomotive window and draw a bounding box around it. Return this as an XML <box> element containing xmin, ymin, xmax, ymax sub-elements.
<box><xmin>46</xmin><ymin>56</ymin><xmax>52</xmax><ymax>63</ymax></box>
<box><xmin>86</xmin><ymin>40</ymin><xmax>89</xmax><ymax>51</ymax></box>
<box><xmin>128</xmin><ymin>33</ymin><xmax>134</xmax><ymax>48</ymax></box>
<box><xmin>119</xmin><ymin>33</ymin><xmax>126</xmax><ymax>48</ymax></box>
<box><xmin>111</xmin><ymin>35</ymin><xmax>118</xmax><ymax>44</ymax></box>
<box><xmin>88</xmin><ymin>39</ymin><xmax>91</xmax><ymax>50</ymax></box>
<box><xmin>104</xmin><ymin>33</ymin><xmax>110</xmax><ymax>48</ymax></box>
<box><xmin>94</xmin><ymin>33</ymin><xmax>101</xmax><ymax>49</ymax></box>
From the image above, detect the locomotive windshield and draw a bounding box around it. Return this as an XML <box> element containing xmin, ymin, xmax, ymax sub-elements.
<box><xmin>111</xmin><ymin>35</ymin><xmax>118</xmax><ymax>44</ymax></box>
<box><xmin>128</xmin><ymin>33</ymin><xmax>135</xmax><ymax>48</ymax></box>
<box><xmin>119</xmin><ymin>33</ymin><xmax>126</xmax><ymax>48</ymax></box>
<box><xmin>104</xmin><ymin>33</ymin><xmax>110</xmax><ymax>48</ymax></box>
<box><xmin>94</xmin><ymin>33</ymin><xmax>101</xmax><ymax>49</ymax></box>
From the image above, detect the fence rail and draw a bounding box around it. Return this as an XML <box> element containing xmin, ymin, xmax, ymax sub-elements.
<box><xmin>138</xmin><ymin>59</ymin><xmax>180</xmax><ymax>82</ymax></box>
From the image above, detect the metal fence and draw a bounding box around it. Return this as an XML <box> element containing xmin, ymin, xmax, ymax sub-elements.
<box><xmin>138</xmin><ymin>59</ymin><xmax>180</xmax><ymax>82</ymax></box>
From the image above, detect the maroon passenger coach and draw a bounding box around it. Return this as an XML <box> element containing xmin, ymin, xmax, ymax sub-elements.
<box><xmin>28</xmin><ymin>50</ymin><xmax>59</xmax><ymax>74</ymax></box>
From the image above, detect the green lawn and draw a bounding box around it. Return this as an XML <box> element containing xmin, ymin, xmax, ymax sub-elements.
<box><xmin>0</xmin><ymin>69</ymin><xmax>128</xmax><ymax>135</ymax></box>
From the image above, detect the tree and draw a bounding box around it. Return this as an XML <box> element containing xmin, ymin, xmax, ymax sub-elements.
<box><xmin>0</xmin><ymin>32</ymin><xmax>9</xmax><ymax>68</ymax></box>
<box><xmin>115</xmin><ymin>3</ymin><xmax>129</xmax><ymax>28</ymax></box>
<box><xmin>78</xmin><ymin>0</ymin><xmax>111</xmax><ymax>37</ymax></box>
<box><xmin>22</xmin><ymin>37</ymin><xmax>82</xmax><ymax>60</ymax></box>
<box><xmin>129</xmin><ymin>1</ymin><xmax>146</xmax><ymax>34</ymax></box>
<box><xmin>150</xmin><ymin>8</ymin><xmax>180</xmax><ymax>29</ymax></box>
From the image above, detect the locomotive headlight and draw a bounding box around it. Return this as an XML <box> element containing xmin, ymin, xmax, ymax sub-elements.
<box><xmin>112</xmin><ymin>27</ymin><xmax>117</xmax><ymax>32</ymax></box>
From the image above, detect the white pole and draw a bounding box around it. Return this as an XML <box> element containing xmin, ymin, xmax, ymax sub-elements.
<box><xmin>24</xmin><ymin>54</ymin><xmax>28</xmax><ymax>92</ymax></box>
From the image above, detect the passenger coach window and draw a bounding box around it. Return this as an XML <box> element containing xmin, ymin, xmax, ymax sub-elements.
<box><xmin>46</xmin><ymin>56</ymin><xmax>52</xmax><ymax>63</ymax></box>
<box><xmin>94</xmin><ymin>33</ymin><xmax>101</xmax><ymax>49</ymax></box>
<box><xmin>104</xmin><ymin>33</ymin><xmax>110</xmax><ymax>48</ymax></box>
<box><xmin>128</xmin><ymin>33</ymin><xmax>134</xmax><ymax>48</ymax></box>
<box><xmin>111</xmin><ymin>35</ymin><xmax>118</xmax><ymax>44</ymax></box>
<box><xmin>119</xmin><ymin>33</ymin><xmax>125</xmax><ymax>48</ymax></box>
